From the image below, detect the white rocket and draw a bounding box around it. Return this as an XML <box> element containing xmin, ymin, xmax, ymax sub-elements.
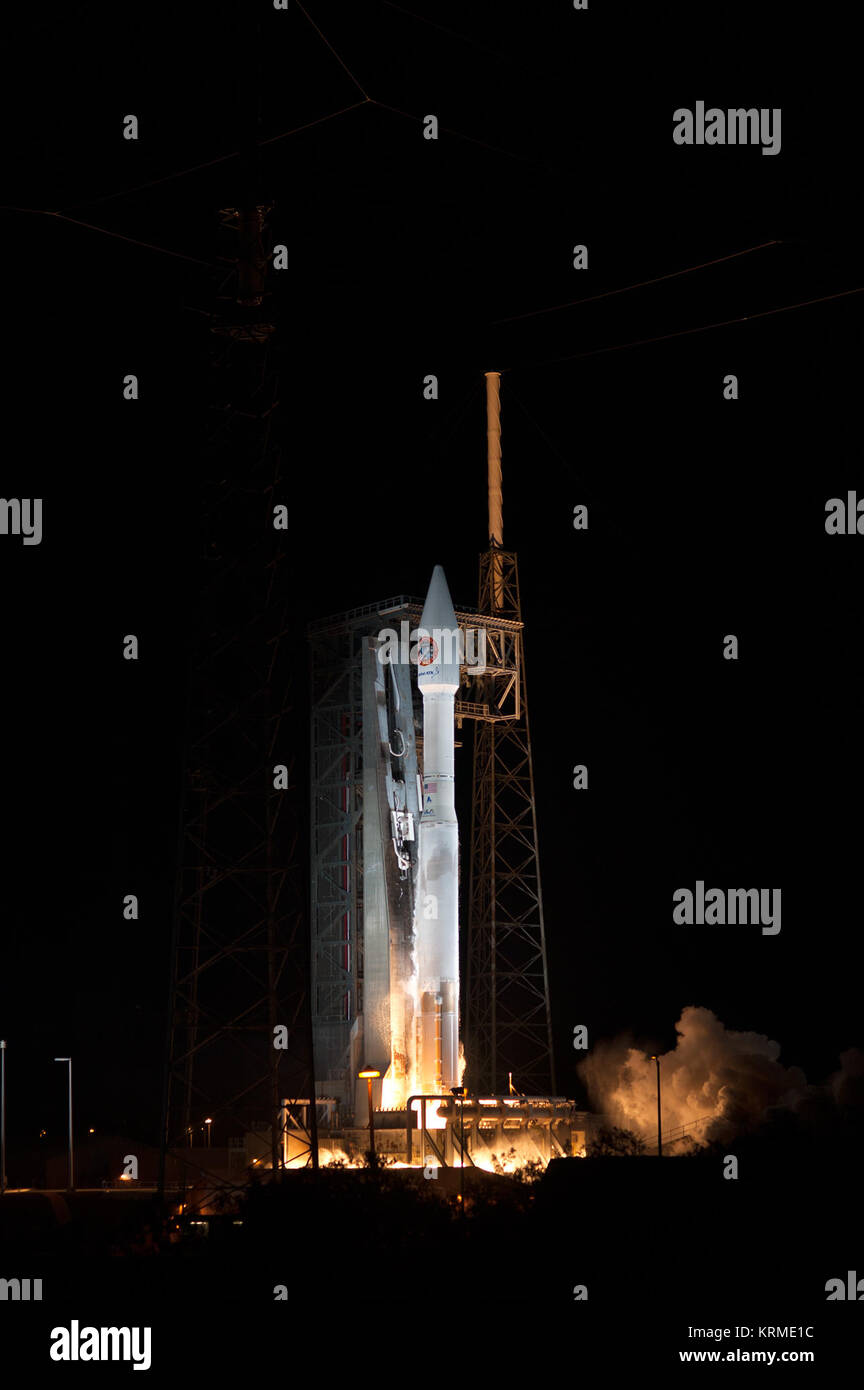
<box><xmin>415</xmin><ymin>565</ymin><xmax>461</xmax><ymax>1094</ymax></box>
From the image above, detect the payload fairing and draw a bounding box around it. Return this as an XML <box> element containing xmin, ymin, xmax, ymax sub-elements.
<box><xmin>414</xmin><ymin>565</ymin><xmax>462</xmax><ymax>1095</ymax></box>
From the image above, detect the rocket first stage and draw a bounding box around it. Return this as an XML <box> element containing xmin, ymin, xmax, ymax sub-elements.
<box><xmin>415</xmin><ymin>565</ymin><xmax>462</xmax><ymax>1094</ymax></box>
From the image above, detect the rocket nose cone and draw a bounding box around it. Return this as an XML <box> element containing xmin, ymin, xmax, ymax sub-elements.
<box><xmin>417</xmin><ymin>565</ymin><xmax>461</xmax><ymax>690</ymax></box>
<box><xmin>420</xmin><ymin>565</ymin><xmax>458</xmax><ymax>634</ymax></box>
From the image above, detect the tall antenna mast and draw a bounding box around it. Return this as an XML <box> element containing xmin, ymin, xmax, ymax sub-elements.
<box><xmin>485</xmin><ymin>370</ymin><xmax>504</xmax><ymax>611</ymax></box>
<box><xmin>466</xmin><ymin>373</ymin><xmax>556</xmax><ymax>1096</ymax></box>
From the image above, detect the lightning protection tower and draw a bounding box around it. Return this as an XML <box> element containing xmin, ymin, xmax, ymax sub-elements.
<box><xmin>464</xmin><ymin>372</ymin><xmax>556</xmax><ymax>1096</ymax></box>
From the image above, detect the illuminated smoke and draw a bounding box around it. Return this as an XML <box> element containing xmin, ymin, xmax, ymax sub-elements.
<box><xmin>827</xmin><ymin>1047</ymin><xmax>864</xmax><ymax>1106</ymax></box>
<box><xmin>579</xmin><ymin>1006</ymin><xmax>811</xmax><ymax>1147</ymax></box>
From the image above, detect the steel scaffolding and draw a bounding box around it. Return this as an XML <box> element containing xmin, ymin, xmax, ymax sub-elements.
<box><xmin>464</xmin><ymin>545</ymin><xmax>556</xmax><ymax>1096</ymax></box>
<box><xmin>161</xmin><ymin>207</ymin><xmax>316</xmax><ymax>1196</ymax></box>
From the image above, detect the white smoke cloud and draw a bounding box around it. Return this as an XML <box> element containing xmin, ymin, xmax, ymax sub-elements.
<box><xmin>579</xmin><ymin>1006</ymin><xmax>812</xmax><ymax>1146</ymax></box>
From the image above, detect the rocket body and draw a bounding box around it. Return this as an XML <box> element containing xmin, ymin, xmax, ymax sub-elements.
<box><xmin>415</xmin><ymin>566</ymin><xmax>461</xmax><ymax>1094</ymax></box>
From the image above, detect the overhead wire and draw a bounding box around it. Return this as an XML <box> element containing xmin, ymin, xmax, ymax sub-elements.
<box><xmin>295</xmin><ymin>2</ymin><xmax>535</xmax><ymax>166</ymax></box>
<box><xmin>493</xmin><ymin>241</ymin><xmax>783</xmax><ymax>325</ymax></box>
<box><xmin>425</xmin><ymin>375</ymin><xmax>483</xmax><ymax>447</ymax></box>
<box><xmin>0</xmin><ymin>204</ymin><xmax>213</xmax><ymax>267</ymax></box>
<box><xmin>8</xmin><ymin>9</ymin><xmax>854</xmax><ymax>347</ymax></box>
<box><xmin>294</xmin><ymin>0</ymin><xmax>371</xmax><ymax>101</ymax></box>
<box><xmin>18</xmin><ymin>1</ymin><xmax>529</xmax><ymax>240</ymax></box>
<box><xmin>57</xmin><ymin>100</ymin><xmax>369</xmax><ymax>214</ymax></box>
<box><xmin>501</xmin><ymin>286</ymin><xmax>864</xmax><ymax>374</ymax></box>
<box><xmin>374</xmin><ymin>0</ymin><xmax>505</xmax><ymax>59</ymax></box>
<box><xmin>259</xmin><ymin>98</ymin><xmax>370</xmax><ymax>146</ymax></box>
<box><xmin>368</xmin><ymin>99</ymin><xmax>535</xmax><ymax>166</ymax></box>
<box><xmin>503</xmin><ymin>378</ymin><xmax>627</xmax><ymax>536</ymax></box>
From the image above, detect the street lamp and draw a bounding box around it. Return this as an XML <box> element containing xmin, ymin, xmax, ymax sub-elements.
<box><xmin>650</xmin><ymin>1055</ymin><xmax>662</xmax><ymax>1157</ymax></box>
<box><xmin>205</xmin><ymin>1118</ymin><xmax>212</xmax><ymax>1149</ymax></box>
<box><xmin>358</xmin><ymin>1069</ymin><xmax>380</xmax><ymax>1167</ymax></box>
<box><xmin>54</xmin><ymin>1057</ymin><xmax>74</xmax><ymax>1189</ymax></box>
<box><xmin>450</xmin><ymin>1085</ymin><xmax>466</xmax><ymax>1213</ymax></box>
<box><xmin>1</xmin><ymin>1040</ymin><xmax>7</xmax><ymax>1194</ymax></box>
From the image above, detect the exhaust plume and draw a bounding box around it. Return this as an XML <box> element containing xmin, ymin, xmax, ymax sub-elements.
<box><xmin>579</xmin><ymin>1006</ymin><xmax>814</xmax><ymax>1146</ymax></box>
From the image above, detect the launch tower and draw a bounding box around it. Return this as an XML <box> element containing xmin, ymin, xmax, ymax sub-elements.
<box><xmin>465</xmin><ymin>373</ymin><xmax>556</xmax><ymax>1095</ymax></box>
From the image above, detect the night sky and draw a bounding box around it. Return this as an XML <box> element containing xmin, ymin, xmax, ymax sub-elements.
<box><xmin>3</xmin><ymin>0</ymin><xmax>861</xmax><ymax>1156</ymax></box>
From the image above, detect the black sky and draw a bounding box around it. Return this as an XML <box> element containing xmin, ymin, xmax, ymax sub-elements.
<box><xmin>2</xmin><ymin>0</ymin><xmax>861</xmax><ymax>1148</ymax></box>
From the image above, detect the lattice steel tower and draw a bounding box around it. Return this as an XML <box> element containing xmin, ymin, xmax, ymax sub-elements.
<box><xmin>464</xmin><ymin>372</ymin><xmax>556</xmax><ymax>1096</ymax></box>
<box><xmin>160</xmin><ymin>200</ymin><xmax>317</xmax><ymax>1194</ymax></box>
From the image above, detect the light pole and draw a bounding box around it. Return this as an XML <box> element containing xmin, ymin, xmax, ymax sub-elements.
<box><xmin>450</xmin><ymin>1085</ymin><xmax>466</xmax><ymax>1213</ymax></box>
<box><xmin>358</xmin><ymin>1069</ymin><xmax>380</xmax><ymax>1168</ymax></box>
<box><xmin>205</xmin><ymin>1118</ymin><xmax>212</xmax><ymax>1149</ymax></box>
<box><xmin>54</xmin><ymin>1057</ymin><xmax>74</xmax><ymax>1189</ymax></box>
<box><xmin>1</xmin><ymin>1040</ymin><xmax>7</xmax><ymax>1194</ymax></box>
<box><xmin>650</xmin><ymin>1054</ymin><xmax>662</xmax><ymax>1157</ymax></box>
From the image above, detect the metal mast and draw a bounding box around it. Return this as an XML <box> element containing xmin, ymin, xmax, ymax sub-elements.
<box><xmin>465</xmin><ymin>372</ymin><xmax>556</xmax><ymax>1096</ymax></box>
